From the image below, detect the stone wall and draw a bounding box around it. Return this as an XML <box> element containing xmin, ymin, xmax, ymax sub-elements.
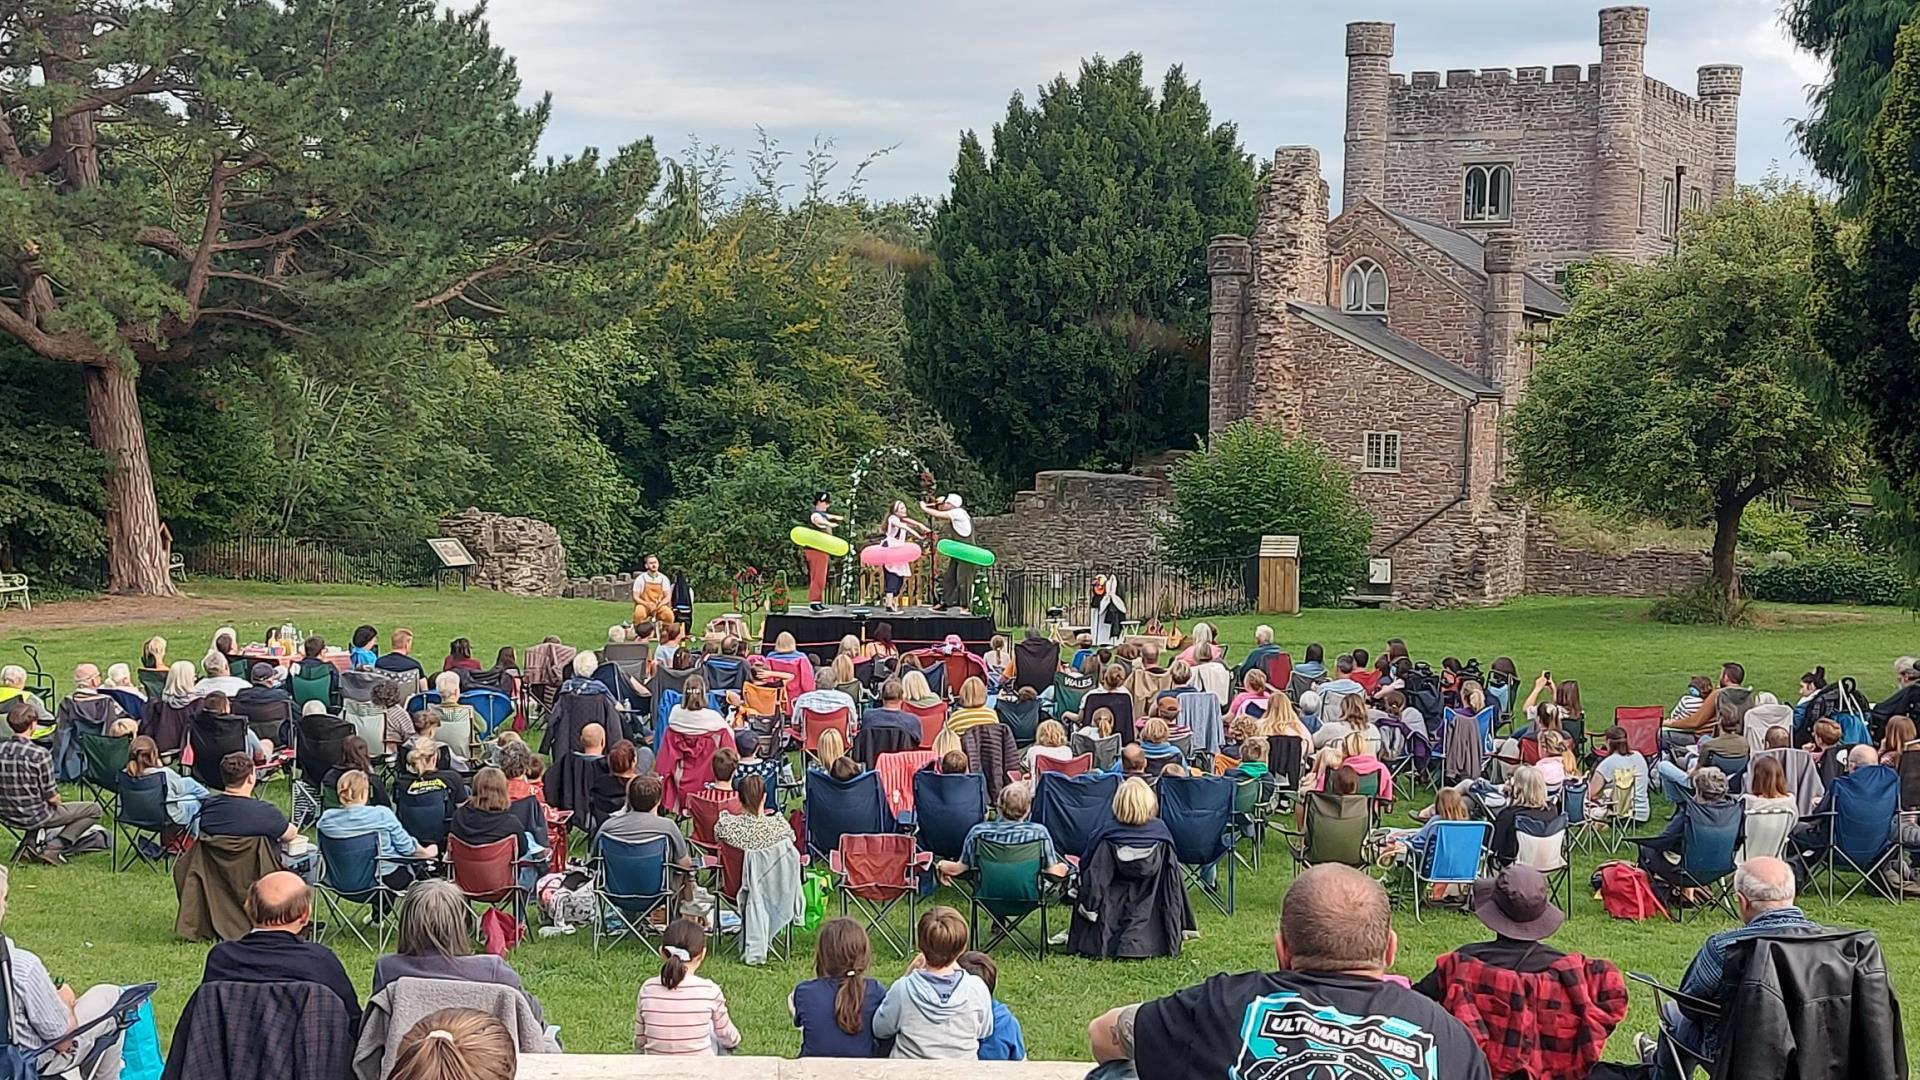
<box><xmin>437</xmin><ymin>508</ymin><xmax>567</xmax><ymax>597</ymax></box>
<box><xmin>1524</xmin><ymin>518</ymin><xmax>1711</xmax><ymax>597</ymax></box>
<box><xmin>1330</xmin><ymin>204</ymin><xmax>1487</xmax><ymax>372</ymax></box>
<box><xmin>969</xmin><ymin>470</ymin><xmax>1172</xmax><ymax>568</ymax></box>
<box><xmin>562</xmin><ymin>572</ymin><xmax>636</xmax><ymax>603</ymax></box>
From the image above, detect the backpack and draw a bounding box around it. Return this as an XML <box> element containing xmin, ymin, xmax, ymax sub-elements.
<box><xmin>1592</xmin><ymin>860</ymin><xmax>1668</xmax><ymax>921</ymax></box>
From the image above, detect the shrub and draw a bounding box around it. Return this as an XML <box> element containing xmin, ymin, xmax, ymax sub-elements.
<box><xmin>1736</xmin><ymin>501</ymin><xmax>1809</xmax><ymax>558</ymax></box>
<box><xmin>1160</xmin><ymin>421</ymin><xmax>1372</xmax><ymax>606</ymax></box>
<box><xmin>647</xmin><ymin>447</ymin><xmax>830</xmax><ymax>594</ymax></box>
<box><xmin>1742</xmin><ymin>548</ymin><xmax>1911</xmax><ymax>606</ymax></box>
<box><xmin>1651</xmin><ymin>580</ymin><xmax>1755</xmax><ymax>626</ymax></box>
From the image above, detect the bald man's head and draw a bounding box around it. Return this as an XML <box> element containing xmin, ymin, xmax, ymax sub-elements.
<box><xmin>1119</xmin><ymin>745</ymin><xmax>1146</xmax><ymax>775</ymax></box>
<box><xmin>245</xmin><ymin>871</ymin><xmax>312</xmax><ymax>931</ymax></box>
<box><xmin>1278</xmin><ymin>864</ymin><xmax>1395</xmax><ymax>975</ymax></box>
<box><xmin>1848</xmin><ymin>744</ymin><xmax>1881</xmax><ymax>770</ymax></box>
<box><xmin>580</xmin><ymin>723</ymin><xmax>606</xmax><ymax>753</ymax></box>
<box><xmin>1734</xmin><ymin>856</ymin><xmax>1796</xmax><ymax>917</ymax></box>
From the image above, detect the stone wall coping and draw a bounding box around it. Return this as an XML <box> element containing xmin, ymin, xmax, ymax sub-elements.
<box><xmin>516</xmin><ymin>1057</ymin><xmax>1090</xmax><ymax>1079</ymax></box>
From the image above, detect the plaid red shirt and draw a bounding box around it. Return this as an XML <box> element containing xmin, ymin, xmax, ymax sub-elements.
<box><xmin>1432</xmin><ymin>949</ymin><xmax>1628</xmax><ymax>1080</ymax></box>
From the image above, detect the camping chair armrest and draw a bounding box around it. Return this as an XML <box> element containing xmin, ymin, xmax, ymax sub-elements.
<box><xmin>29</xmin><ymin>982</ymin><xmax>158</xmax><ymax>1059</ymax></box>
<box><xmin>1626</xmin><ymin>972</ymin><xmax>1720</xmax><ymax>1017</ymax></box>
<box><xmin>827</xmin><ymin>850</ymin><xmax>846</xmax><ymax>875</ymax></box>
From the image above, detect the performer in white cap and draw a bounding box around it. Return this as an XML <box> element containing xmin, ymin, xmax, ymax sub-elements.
<box><xmin>922</xmin><ymin>493</ymin><xmax>975</xmax><ymax>612</ymax></box>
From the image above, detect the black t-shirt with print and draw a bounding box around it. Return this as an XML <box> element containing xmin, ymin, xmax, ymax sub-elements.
<box><xmin>1133</xmin><ymin>969</ymin><xmax>1490</xmax><ymax>1080</ymax></box>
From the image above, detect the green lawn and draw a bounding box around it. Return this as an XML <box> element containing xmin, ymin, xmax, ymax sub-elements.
<box><xmin>0</xmin><ymin>582</ymin><xmax>1915</xmax><ymax>1060</ymax></box>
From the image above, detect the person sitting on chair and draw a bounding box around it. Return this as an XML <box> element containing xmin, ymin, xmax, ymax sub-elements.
<box><xmin>200</xmin><ymin>752</ymin><xmax>311</xmax><ymax>874</ymax></box>
<box><xmin>713</xmin><ymin>776</ymin><xmax>794</xmax><ymax>852</ymax></box>
<box><xmin>374</xmin><ymin>878</ymin><xmax>547</xmax><ymax>1024</ymax></box>
<box><xmin>1416</xmin><ymin>864</ymin><xmax>1627</xmax><ymax>1080</ymax></box>
<box><xmin>0</xmin><ymin>866</ymin><xmax>131</xmax><ymax>1076</ymax></box>
<box><xmin>374</xmin><ymin>628</ymin><xmax>427</xmax><ymax>690</ymax></box>
<box><xmin>935</xmin><ymin>781</ymin><xmax>1068</xmax><ymax>884</ymax></box>
<box><xmin>202</xmin><ymin>871</ymin><xmax>361</xmax><ymax>1030</ymax></box>
<box><xmin>232</xmin><ymin>661</ymin><xmax>293</xmax><ymax>714</ymax></box>
<box><xmin>192</xmin><ymin>654</ymin><xmax>250</xmax><ymax>699</ymax></box>
<box><xmin>858</xmin><ymin>679</ymin><xmax>921</xmax><ymax>745</ymax></box>
<box><xmin>317</xmin><ymin>770</ymin><xmax>435</xmax><ymax>893</ymax></box>
<box><xmin>632</xmin><ymin>554</ymin><xmax>676</xmax><ymax>634</ymax></box>
<box><xmin>0</xmin><ymin>702</ymin><xmax>102</xmax><ymax>864</ymax></box>
<box><xmin>0</xmin><ymin>666</ymin><xmax>53</xmax><ymax>730</ymax></box>
<box><xmin>1638</xmin><ymin>856</ymin><xmax>1819</xmax><ymax>1078</ymax></box>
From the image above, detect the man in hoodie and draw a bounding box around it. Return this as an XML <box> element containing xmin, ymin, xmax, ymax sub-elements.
<box><xmin>873</xmin><ymin>905</ymin><xmax>993</xmax><ymax>1059</ymax></box>
<box><xmin>1315</xmin><ymin>654</ymin><xmax>1366</xmax><ymax>721</ymax></box>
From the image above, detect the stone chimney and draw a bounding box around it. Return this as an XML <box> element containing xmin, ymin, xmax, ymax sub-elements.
<box><xmin>1206</xmin><ymin>235</ymin><xmax>1253</xmax><ymax>434</ymax></box>
<box><xmin>1343</xmin><ymin>22</ymin><xmax>1395</xmax><ymax>207</ymax></box>
<box><xmin>1482</xmin><ymin>231</ymin><xmax>1527</xmax><ymax>398</ymax></box>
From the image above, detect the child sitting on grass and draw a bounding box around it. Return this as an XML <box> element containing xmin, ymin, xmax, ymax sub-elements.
<box><xmin>872</xmin><ymin>906</ymin><xmax>992</xmax><ymax>1059</ymax></box>
<box><xmin>957</xmin><ymin>950</ymin><xmax>1026</xmax><ymax>1061</ymax></box>
<box><xmin>633</xmin><ymin>919</ymin><xmax>740</xmax><ymax>1056</ymax></box>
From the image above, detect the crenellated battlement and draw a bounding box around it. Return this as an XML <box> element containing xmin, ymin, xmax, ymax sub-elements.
<box><xmin>1394</xmin><ymin>65</ymin><xmax>1593</xmax><ymax>90</ymax></box>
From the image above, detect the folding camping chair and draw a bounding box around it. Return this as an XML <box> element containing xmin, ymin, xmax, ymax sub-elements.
<box><xmin>713</xmin><ymin>837</ymin><xmax>799</xmax><ymax>962</ymax></box>
<box><xmin>969</xmin><ymin>837</ymin><xmax>1055</xmax><ymax>960</ymax></box>
<box><xmin>1071</xmin><ymin>732</ymin><xmax>1122</xmax><ymax>772</ymax></box>
<box><xmin>1032</xmin><ymin>772</ymin><xmax>1119</xmax><ymax>868</ymax></box>
<box><xmin>1280</xmin><ymin>792</ymin><xmax>1373</xmax><ymax>871</ymax></box>
<box><xmin>831</xmin><ymin>833</ymin><xmax>930</xmax><ymax>957</ymax></box>
<box><xmin>905</xmin><ymin>701</ymin><xmax>947</xmax><ymax>750</ymax></box>
<box><xmin>1631</xmin><ymin>805</ymin><xmax>1741</xmax><ymax>922</ymax></box>
<box><xmin>798</xmin><ymin>705</ymin><xmax>852</xmax><ymax>763</ymax></box>
<box><xmin>112</xmin><ymin>769</ymin><xmax>177</xmax><ymax>873</ymax></box>
<box><xmin>875</xmin><ymin>750</ymin><xmax>936</xmax><ymax>824</ymax></box>
<box><xmin>592</xmin><ymin>834</ymin><xmax>676</xmax><ymax>954</ymax></box>
<box><xmin>314</xmin><ymin>830</ymin><xmax>409</xmax><ymax>952</ymax></box>
<box><xmin>1614</xmin><ymin>705</ymin><xmax>1664</xmax><ymax>759</ymax></box>
<box><xmin>1806</xmin><ymin>763</ymin><xmax>1902</xmax><ymax>905</ymax></box>
<box><xmin>1513</xmin><ymin>813</ymin><xmax>1574</xmax><ymax>917</ymax></box>
<box><xmin>803</xmin><ymin>767</ymin><xmax>893</xmax><ymax>860</ymax></box>
<box><xmin>1033</xmin><ymin>753</ymin><xmax>1092</xmax><ymax>779</ymax></box>
<box><xmin>76</xmin><ymin>731</ymin><xmax>131</xmax><ymax>817</ymax></box>
<box><xmin>995</xmin><ymin>696</ymin><xmax>1042</xmax><ymax>747</ymax></box>
<box><xmin>912</xmin><ymin>770</ymin><xmax>987</xmax><ymax>868</ymax></box>
<box><xmin>461</xmin><ymin>689</ymin><xmax>515</xmax><ymax>740</ymax></box>
<box><xmin>686</xmin><ymin>789</ymin><xmax>741</xmax><ymax>862</ymax></box>
<box><xmin>446</xmin><ymin>834</ymin><xmax>528</xmax><ymax>937</ymax></box>
<box><xmin>1407</xmin><ymin>819</ymin><xmax>1490</xmax><ymax>922</ymax></box>
<box><xmin>1160</xmin><ymin>773</ymin><xmax>1237</xmax><ymax>915</ymax></box>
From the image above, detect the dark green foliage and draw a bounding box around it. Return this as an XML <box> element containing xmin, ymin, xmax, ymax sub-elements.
<box><xmin>1785</xmin><ymin>0</ymin><xmax>1920</xmax><ymax>209</ymax></box>
<box><xmin>647</xmin><ymin>447</ymin><xmax>830</xmax><ymax>594</ymax></box>
<box><xmin>1743</xmin><ymin>548</ymin><xmax>1912</xmax><ymax>605</ymax></box>
<box><xmin>1159</xmin><ymin>421</ymin><xmax>1371</xmax><ymax>606</ymax></box>
<box><xmin>903</xmin><ymin>56</ymin><xmax>1255</xmax><ymax>484</ymax></box>
<box><xmin>1512</xmin><ymin>184</ymin><xmax>1856</xmax><ymax>611</ymax></box>
<box><xmin>1650</xmin><ymin>581</ymin><xmax>1756</xmax><ymax>627</ymax></box>
<box><xmin>0</xmin><ymin>354</ymin><xmax>103</xmax><ymax>580</ymax></box>
<box><xmin>1810</xmin><ymin>21</ymin><xmax>1920</xmax><ymax>603</ymax></box>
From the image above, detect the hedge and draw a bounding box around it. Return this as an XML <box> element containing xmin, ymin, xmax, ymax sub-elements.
<box><xmin>1742</xmin><ymin>550</ymin><xmax>1912</xmax><ymax>606</ymax></box>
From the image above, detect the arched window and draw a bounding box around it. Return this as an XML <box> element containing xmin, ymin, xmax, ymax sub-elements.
<box><xmin>1463</xmin><ymin>163</ymin><xmax>1513</xmax><ymax>222</ymax></box>
<box><xmin>1342</xmin><ymin>259</ymin><xmax>1388</xmax><ymax>315</ymax></box>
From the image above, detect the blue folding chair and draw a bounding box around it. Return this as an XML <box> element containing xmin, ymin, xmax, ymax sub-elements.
<box><xmin>1159</xmin><ymin>773</ymin><xmax>1237</xmax><ymax>914</ymax></box>
<box><xmin>1031</xmin><ymin>772</ymin><xmax>1119</xmax><ymax>866</ymax></box>
<box><xmin>804</xmin><ymin>767</ymin><xmax>894</xmax><ymax>860</ymax></box>
<box><xmin>1408</xmin><ymin>819</ymin><xmax>1490</xmax><ymax>922</ymax></box>
<box><xmin>1809</xmin><ymin>764</ymin><xmax>1901</xmax><ymax>905</ymax></box>
<box><xmin>461</xmin><ymin>688</ymin><xmax>514</xmax><ymax>738</ymax></box>
<box><xmin>995</xmin><ymin>696</ymin><xmax>1042</xmax><ymax>747</ymax></box>
<box><xmin>315</xmin><ymin>830</ymin><xmax>405</xmax><ymax>951</ymax></box>
<box><xmin>393</xmin><ymin>785</ymin><xmax>450</xmax><ymax>849</ymax></box>
<box><xmin>593</xmin><ymin>834</ymin><xmax>676</xmax><ymax>953</ymax></box>
<box><xmin>911</xmin><ymin>770</ymin><xmax>987</xmax><ymax>864</ymax></box>
<box><xmin>403</xmin><ymin>690</ymin><xmax>442</xmax><ymax>715</ymax></box>
<box><xmin>700</xmin><ymin>656</ymin><xmax>747</xmax><ymax>711</ymax></box>
<box><xmin>1633</xmin><ymin>801</ymin><xmax>1740</xmax><ymax>921</ymax></box>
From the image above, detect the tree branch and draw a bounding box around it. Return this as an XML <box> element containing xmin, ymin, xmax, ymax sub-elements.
<box><xmin>215</xmin><ymin>210</ymin><xmax>344</xmax><ymax>252</ymax></box>
<box><xmin>199</xmin><ymin>306</ymin><xmax>308</xmax><ymax>337</ymax></box>
<box><xmin>135</xmin><ymin>226</ymin><xmax>192</xmax><ymax>261</ymax></box>
<box><xmin>0</xmin><ymin>295</ymin><xmax>104</xmax><ymax>365</ymax></box>
<box><xmin>60</xmin><ymin>68</ymin><xmax>189</xmax><ymax>116</ymax></box>
<box><xmin>412</xmin><ymin>233</ymin><xmax>562</xmax><ymax>311</ymax></box>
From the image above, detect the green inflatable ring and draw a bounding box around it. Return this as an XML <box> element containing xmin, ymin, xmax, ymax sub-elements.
<box><xmin>937</xmin><ymin>538</ymin><xmax>996</xmax><ymax>567</ymax></box>
<box><xmin>790</xmin><ymin>526</ymin><xmax>849</xmax><ymax>557</ymax></box>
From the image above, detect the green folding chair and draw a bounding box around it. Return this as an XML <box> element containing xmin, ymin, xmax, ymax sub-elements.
<box><xmin>968</xmin><ymin>837</ymin><xmax>1054</xmax><ymax>961</ymax></box>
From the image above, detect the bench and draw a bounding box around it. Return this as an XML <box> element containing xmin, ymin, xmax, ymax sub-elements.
<box><xmin>0</xmin><ymin>574</ymin><xmax>28</xmax><ymax>611</ymax></box>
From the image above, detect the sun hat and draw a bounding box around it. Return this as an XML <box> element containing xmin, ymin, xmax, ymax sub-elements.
<box><xmin>1469</xmin><ymin>863</ymin><xmax>1565</xmax><ymax>941</ymax></box>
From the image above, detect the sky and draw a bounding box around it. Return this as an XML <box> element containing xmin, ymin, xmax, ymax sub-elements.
<box><xmin>470</xmin><ymin>0</ymin><xmax>1831</xmax><ymax>206</ymax></box>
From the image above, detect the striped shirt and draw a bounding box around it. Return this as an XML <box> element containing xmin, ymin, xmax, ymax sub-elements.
<box><xmin>633</xmin><ymin>974</ymin><xmax>740</xmax><ymax>1055</ymax></box>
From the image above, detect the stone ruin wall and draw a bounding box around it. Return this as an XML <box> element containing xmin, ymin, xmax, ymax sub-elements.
<box><xmin>437</xmin><ymin>508</ymin><xmax>568</xmax><ymax>597</ymax></box>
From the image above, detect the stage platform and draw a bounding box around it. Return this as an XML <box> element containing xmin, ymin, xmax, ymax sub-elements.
<box><xmin>761</xmin><ymin>605</ymin><xmax>995</xmax><ymax>662</ymax></box>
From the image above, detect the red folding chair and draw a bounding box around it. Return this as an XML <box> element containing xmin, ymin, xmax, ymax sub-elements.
<box><xmin>905</xmin><ymin>701</ymin><xmax>948</xmax><ymax>749</ymax></box>
<box><xmin>447</xmin><ymin>835</ymin><xmax>527</xmax><ymax>941</ymax></box>
<box><xmin>876</xmin><ymin>750</ymin><xmax>936</xmax><ymax>818</ymax></box>
<box><xmin>686</xmin><ymin>789</ymin><xmax>742</xmax><ymax>859</ymax></box>
<box><xmin>1262</xmin><ymin>651</ymin><xmax>1292</xmax><ymax>692</ymax></box>
<box><xmin>830</xmin><ymin>833</ymin><xmax>931</xmax><ymax>957</ymax></box>
<box><xmin>1614</xmin><ymin>706</ymin><xmax>1664</xmax><ymax>759</ymax></box>
<box><xmin>800</xmin><ymin>706</ymin><xmax>852</xmax><ymax>759</ymax></box>
<box><xmin>763</xmin><ymin>653</ymin><xmax>815</xmax><ymax>697</ymax></box>
<box><xmin>1033</xmin><ymin>752</ymin><xmax>1093</xmax><ymax>778</ymax></box>
<box><xmin>713</xmin><ymin>838</ymin><xmax>796</xmax><ymax>961</ymax></box>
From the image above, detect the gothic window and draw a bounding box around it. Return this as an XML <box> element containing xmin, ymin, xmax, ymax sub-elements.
<box><xmin>1660</xmin><ymin>177</ymin><xmax>1678</xmax><ymax>238</ymax></box>
<box><xmin>1364</xmin><ymin>431</ymin><xmax>1401</xmax><ymax>473</ymax></box>
<box><xmin>1462</xmin><ymin>164</ymin><xmax>1513</xmax><ymax>223</ymax></box>
<box><xmin>1688</xmin><ymin>187</ymin><xmax>1706</xmax><ymax>212</ymax></box>
<box><xmin>1342</xmin><ymin>259</ymin><xmax>1388</xmax><ymax>315</ymax></box>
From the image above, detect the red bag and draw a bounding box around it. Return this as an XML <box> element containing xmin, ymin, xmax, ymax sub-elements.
<box><xmin>1595</xmin><ymin>860</ymin><xmax>1668</xmax><ymax>921</ymax></box>
<box><xmin>479</xmin><ymin>907</ymin><xmax>522</xmax><ymax>955</ymax></box>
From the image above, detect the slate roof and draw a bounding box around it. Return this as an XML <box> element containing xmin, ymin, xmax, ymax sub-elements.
<box><xmin>1385</xmin><ymin>211</ymin><xmax>1571</xmax><ymax>317</ymax></box>
<box><xmin>1287</xmin><ymin>302</ymin><xmax>1499</xmax><ymax>400</ymax></box>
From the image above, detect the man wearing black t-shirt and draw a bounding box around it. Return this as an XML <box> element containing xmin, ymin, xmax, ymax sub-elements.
<box><xmin>1089</xmin><ymin>864</ymin><xmax>1490</xmax><ymax>1080</ymax></box>
<box><xmin>373</xmin><ymin>627</ymin><xmax>427</xmax><ymax>690</ymax></box>
<box><xmin>199</xmin><ymin>752</ymin><xmax>313</xmax><ymax>875</ymax></box>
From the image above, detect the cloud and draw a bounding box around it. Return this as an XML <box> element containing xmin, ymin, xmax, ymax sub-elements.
<box><xmin>472</xmin><ymin>0</ymin><xmax>1825</xmax><ymax>200</ymax></box>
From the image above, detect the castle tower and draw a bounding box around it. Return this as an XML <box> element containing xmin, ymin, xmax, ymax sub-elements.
<box><xmin>1343</xmin><ymin>22</ymin><xmax>1394</xmax><ymax>207</ymax></box>
<box><xmin>1482</xmin><ymin>232</ymin><xmax>1527</xmax><ymax>401</ymax></box>
<box><xmin>1697</xmin><ymin>64</ymin><xmax>1744</xmax><ymax>198</ymax></box>
<box><xmin>1593</xmin><ymin>6</ymin><xmax>1648</xmax><ymax>259</ymax></box>
<box><xmin>1206</xmin><ymin>235</ymin><xmax>1252</xmax><ymax>433</ymax></box>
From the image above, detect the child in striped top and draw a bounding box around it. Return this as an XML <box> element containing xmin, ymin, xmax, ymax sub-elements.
<box><xmin>633</xmin><ymin>920</ymin><xmax>741</xmax><ymax>1055</ymax></box>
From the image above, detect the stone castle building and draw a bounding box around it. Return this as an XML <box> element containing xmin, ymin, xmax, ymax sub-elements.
<box><xmin>1207</xmin><ymin>6</ymin><xmax>1739</xmax><ymax>603</ymax></box>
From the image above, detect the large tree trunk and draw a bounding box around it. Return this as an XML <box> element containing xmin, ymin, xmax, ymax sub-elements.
<box><xmin>1710</xmin><ymin>499</ymin><xmax>1744</xmax><ymax>608</ymax></box>
<box><xmin>82</xmin><ymin>364</ymin><xmax>177</xmax><ymax>596</ymax></box>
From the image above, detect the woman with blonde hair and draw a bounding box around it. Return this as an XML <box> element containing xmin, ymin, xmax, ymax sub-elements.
<box><xmin>388</xmin><ymin>1008</ymin><xmax>519</xmax><ymax>1080</ymax></box>
<box><xmin>1256</xmin><ymin>692</ymin><xmax>1310</xmax><ymax>743</ymax></box>
<box><xmin>1024</xmin><ymin>720</ymin><xmax>1075</xmax><ymax>773</ymax></box>
<box><xmin>813</xmin><ymin>728</ymin><xmax>848</xmax><ymax>768</ymax></box>
<box><xmin>1488</xmin><ymin>764</ymin><xmax>1557</xmax><ymax>867</ymax></box>
<box><xmin>929</xmin><ymin>728</ymin><xmax>964</xmax><ymax>763</ymax></box>
<box><xmin>946</xmin><ymin>677</ymin><xmax>996</xmax><ymax>735</ymax></box>
<box><xmin>1112</xmin><ymin>776</ymin><xmax>1160</xmax><ymax>826</ymax></box>
<box><xmin>1226</xmin><ymin>668</ymin><xmax>1271</xmax><ymax>720</ymax></box>
<box><xmin>899</xmin><ymin>669</ymin><xmax>941</xmax><ymax>709</ymax></box>
<box><xmin>140</xmin><ymin>636</ymin><xmax>168</xmax><ymax>672</ymax></box>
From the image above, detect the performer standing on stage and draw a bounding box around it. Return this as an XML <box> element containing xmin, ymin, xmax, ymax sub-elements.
<box><xmin>805</xmin><ymin>492</ymin><xmax>843</xmax><ymax>609</ymax></box>
<box><xmin>922</xmin><ymin>493</ymin><xmax>975</xmax><ymax>613</ymax></box>
<box><xmin>881</xmin><ymin>500</ymin><xmax>927</xmax><ymax>613</ymax></box>
<box><xmin>632</xmin><ymin>554</ymin><xmax>676</xmax><ymax>633</ymax></box>
<box><xmin>1090</xmin><ymin>574</ymin><xmax>1126</xmax><ymax>647</ymax></box>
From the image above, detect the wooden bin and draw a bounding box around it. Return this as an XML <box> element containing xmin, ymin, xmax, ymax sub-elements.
<box><xmin>1256</xmin><ymin>535</ymin><xmax>1300</xmax><ymax>615</ymax></box>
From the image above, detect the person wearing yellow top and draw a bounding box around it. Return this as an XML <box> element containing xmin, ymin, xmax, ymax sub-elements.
<box><xmin>946</xmin><ymin>678</ymin><xmax>997</xmax><ymax>735</ymax></box>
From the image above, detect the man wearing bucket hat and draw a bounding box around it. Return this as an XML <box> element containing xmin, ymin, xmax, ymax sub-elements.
<box><xmin>1415</xmin><ymin>864</ymin><xmax>1627</xmax><ymax>1080</ymax></box>
<box><xmin>922</xmin><ymin>493</ymin><xmax>975</xmax><ymax>612</ymax></box>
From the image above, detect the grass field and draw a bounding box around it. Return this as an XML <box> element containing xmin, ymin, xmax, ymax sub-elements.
<box><xmin>0</xmin><ymin>581</ymin><xmax>1915</xmax><ymax>1060</ymax></box>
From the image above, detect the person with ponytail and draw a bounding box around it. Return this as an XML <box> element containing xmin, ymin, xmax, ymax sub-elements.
<box><xmin>790</xmin><ymin>917</ymin><xmax>888</xmax><ymax>1057</ymax></box>
<box><xmin>633</xmin><ymin>919</ymin><xmax>740</xmax><ymax>1055</ymax></box>
<box><xmin>388</xmin><ymin>1008</ymin><xmax>517</xmax><ymax>1080</ymax></box>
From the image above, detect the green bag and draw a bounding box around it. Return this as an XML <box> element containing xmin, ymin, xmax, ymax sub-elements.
<box><xmin>801</xmin><ymin>867</ymin><xmax>831</xmax><ymax>931</ymax></box>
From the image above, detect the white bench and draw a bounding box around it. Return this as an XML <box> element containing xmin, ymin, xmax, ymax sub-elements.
<box><xmin>0</xmin><ymin>574</ymin><xmax>28</xmax><ymax>611</ymax></box>
<box><xmin>517</xmin><ymin>1057</ymin><xmax>1090</xmax><ymax>1080</ymax></box>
